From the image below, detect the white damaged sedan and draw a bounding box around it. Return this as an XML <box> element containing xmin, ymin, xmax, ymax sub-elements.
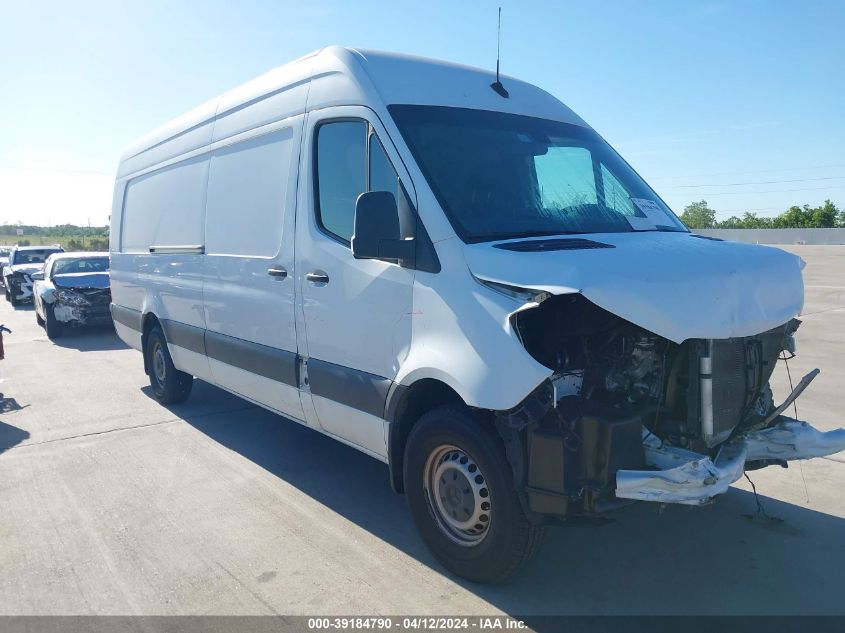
<box><xmin>32</xmin><ymin>252</ymin><xmax>111</xmax><ymax>339</ymax></box>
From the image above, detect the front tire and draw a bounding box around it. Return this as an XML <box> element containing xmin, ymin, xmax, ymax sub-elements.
<box><xmin>145</xmin><ymin>325</ymin><xmax>193</xmax><ymax>404</ymax></box>
<box><xmin>404</xmin><ymin>405</ymin><xmax>544</xmax><ymax>583</ymax></box>
<box><xmin>44</xmin><ymin>305</ymin><xmax>62</xmax><ymax>339</ymax></box>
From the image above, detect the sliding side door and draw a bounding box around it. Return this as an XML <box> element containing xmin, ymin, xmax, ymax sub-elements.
<box><xmin>203</xmin><ymin>118</ymin><xmax>306</xmax><ymax>423</ymax></box>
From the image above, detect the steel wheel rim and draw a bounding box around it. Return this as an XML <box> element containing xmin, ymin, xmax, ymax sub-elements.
<box><xmin>152</xmin><ymin>340</ymin><xmax>167</xmax><ymax>384</ymax></box>
<box><xmin>423</xmin><ymin>444</ymin><xmax>491</xmax><ymax>546</ymax></box>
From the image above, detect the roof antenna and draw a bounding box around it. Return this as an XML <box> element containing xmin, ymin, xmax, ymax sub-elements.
<box><xmin>490</xmin><ymin>7</ymin><xmax>509</xmax><ymax>98</ymax></box>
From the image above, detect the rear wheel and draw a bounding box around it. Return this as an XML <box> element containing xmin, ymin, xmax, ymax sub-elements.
<box><xmin>35</xmin><ymin>308</ymin><xmax>44</xmax><ymax>326</ymax></box>
<box><xmin>9</xmin><ymin>290</ymin><xmax>18</xmax><ymax>307</ymax></box>
<box><xmin>44</xmin><ymin>305</ymin><xmax>62</xmax><ymax>339</ymax></box>
<box><xmin>145</xmin><ymin>325</ymin><xmax>193</xmax><ymax>404</ymax></box>
<box><xmin>404</xmin><ymin>405</ymin><xmax>544</xmax><ymax>583</ymax></box>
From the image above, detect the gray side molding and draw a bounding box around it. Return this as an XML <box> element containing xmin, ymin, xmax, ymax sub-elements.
<box><xmin>111</xmin><ymin>304</ymin><xmax>142</xmax><ymax>331</ymax></box>
<box><xmin>161</xmin><ymin>319</ymin><xmax>206</xmax><ymax>355</ymax></box>
<box><xmin>205</xmin><ymin>330</ymin><xmax>298</xmax><ymax>387</ymax></box>
<box><xmin>308</xmin><ymin>358</ymin><xmax>392</xmax><ymax>419</ymax></box>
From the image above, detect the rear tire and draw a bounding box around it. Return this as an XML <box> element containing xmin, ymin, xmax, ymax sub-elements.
<box><xmin>404</xmin><ymin>405</ymin><xmax>544</xmax><ymax>583</ymax></box>
<box><xmin>44</xmin><ymin>305</ymin><xmax>62</xmax><ymax>339</ymax></box>
<box><xmin>35</xmin><ymin>308</ymin><xmax>44</xmax><ymax>326</ymax></box>
<box><xmin>145</xmin><ymin>325</ymin><xmax>193</xmax><ymax>404</ymax></box>
<box><xmin>9</xmin><ymin>291</ymin><xmax>18</xmax><ymax>307</ymax></box>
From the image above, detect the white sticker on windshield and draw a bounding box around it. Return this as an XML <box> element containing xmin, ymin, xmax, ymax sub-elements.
<box><xmin>626</xmin><ymin>198</ymin><xmax>665</xmax><ymax>230</ymax></box>
<box><xmin>631</xmin><ymin>198</ymin><xmax>663</xmax><ymax>216</ymax></box>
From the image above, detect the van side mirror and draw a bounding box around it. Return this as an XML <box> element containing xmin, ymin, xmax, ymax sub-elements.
<box><xmin>30</xmin><ymin>271</ymin><xmax>45</xmax><ymax>281</ymax></box>
<box><xmin>352</xmin><ymin>191</ymin><xmax>416</xmax><ymax>263</ymax></box>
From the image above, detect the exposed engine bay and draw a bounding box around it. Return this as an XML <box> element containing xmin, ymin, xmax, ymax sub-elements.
<box><xmin>495</xmin><ymin>293</ymin><xmax>845</xmax><ymax>519</ymax></box>
<box><xmin>516</xmin><ymin>293</ymin><xmax>794</xmax><ymax>451</ymax></box>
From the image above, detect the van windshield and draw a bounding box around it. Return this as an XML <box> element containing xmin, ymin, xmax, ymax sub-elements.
<box><xmin>388</xmin><ymin>105</ymin><xmax>687</xmax><ymax>243</ymax></box>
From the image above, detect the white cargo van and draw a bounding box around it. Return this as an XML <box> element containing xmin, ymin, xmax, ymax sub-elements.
<box><xmin>111</xmin><ymin>46</ymin><xmax>845</xmax><ymax>582</ymax></box>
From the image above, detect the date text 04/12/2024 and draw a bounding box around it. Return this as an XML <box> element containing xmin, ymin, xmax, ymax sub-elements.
<box><xmin>306</xmin><ymin>617</ymin><xmax>528</xmax><ymax>630</ymax></box>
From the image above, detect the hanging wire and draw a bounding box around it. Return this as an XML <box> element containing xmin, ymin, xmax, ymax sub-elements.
<box><xmin>780</xmin><ymin>352</ymin><xmax>799</xmax><ymax>419</ymax></box>
<box><xmin>743</xmin><ymin>472</ymin><xmax>780</xmax><ymax>522</ymax></box>
<box><xmin>779</xmin><ymin>351</ymin><xmax>810</xmax><ymax>503</ymax></box>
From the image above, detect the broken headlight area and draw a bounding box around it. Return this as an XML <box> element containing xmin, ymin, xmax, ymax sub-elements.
<box><xmin>496</xmin><ymin>293</ymin><xmax>845</xmax><ymax>519</ymax></box>
<box><xmin>52</xmin><ymin>288</ymin><xmax>112</xmax><ymax>325</ymax></box>
<box><xmin>54</xmin><ymin>288</ymin><xmax>91</xmax><ymax>306</ymax></box>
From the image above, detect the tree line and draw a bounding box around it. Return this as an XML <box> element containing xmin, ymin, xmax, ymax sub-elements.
<box><xmin>679</xmin><ymin>199</ymin><xmax>844</xmax><ymax>229</ymax></box>
<box><xmin>0</xmin><ymin>223</ymin><xmax>109</xmax><ymax>237</ymax></box>
<box><xmin>0</xmin><ymin>224</ymin><xmax>109</xmax><ymax>251</ymax></box>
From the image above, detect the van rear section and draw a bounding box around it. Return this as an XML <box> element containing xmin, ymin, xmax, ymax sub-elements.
<box><xmin>110</xmin><ymin>46</ymin><xmax>845</xmax><ymax>583</ymax></box>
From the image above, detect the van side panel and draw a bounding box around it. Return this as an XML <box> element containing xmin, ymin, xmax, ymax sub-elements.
<box><xmin>202</xmin><ymin>120</ymin><xmax>305</xmax><ymax>423</ymax></box>
<box><xmin>111</xmin><ymin>155</ymin><xmax>212</xmax><ymax>382</ymax></box>
<box><xmin>121</xmin><ymin>156</ymin><xmax>208</xmax><ymax>256</ymax></box>
<box><xmin>204</xmin><ymin>128</ymin><xmax>296</xmax><ymax>259</ymax></box>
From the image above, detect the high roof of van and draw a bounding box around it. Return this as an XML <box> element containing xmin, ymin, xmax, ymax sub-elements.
<box><xmin>117</xmin><ymin>46</ymin><xmax>587</xmax><ymax>179</ymax></box>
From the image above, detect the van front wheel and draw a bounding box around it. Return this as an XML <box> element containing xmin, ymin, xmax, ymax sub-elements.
<box><xmin>145</xmin><ymin>326</ymin><xmax>193</xmax><ymax>404</ymax></box>
<box><xmin>404</xmin><ymin>405</ymin><xmax>544</xmax><ymax>583</ymax></box>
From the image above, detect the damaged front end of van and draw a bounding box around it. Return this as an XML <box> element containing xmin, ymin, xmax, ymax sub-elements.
<box><xmin>496</xmin><ymin>300</ymin><xmax>845</xmax><ymax>518</ymax></box>
<box><xmin>469</xmin><ymin>235</ymin><xmax>845</xmax><ymax>520</ymax></box>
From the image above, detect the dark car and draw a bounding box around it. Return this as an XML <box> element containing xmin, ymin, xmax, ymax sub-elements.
<box><xmin>32</xmin><ymin>252</ymin><xmax>111</xmax><ymax>338</ymax></box>
<box><xmin>3</xmin><ymin>245</ymin><xmax>64</xmax><ymax>306</ymax></box>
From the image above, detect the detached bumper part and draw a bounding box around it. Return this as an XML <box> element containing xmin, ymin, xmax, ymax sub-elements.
<box><xmin>615</xmin><ymin>418</ymin><xmax>845</xmax><ymax>506</ymax></box>
<box><xmin>743</xmin><ymin>417</ymin><xmax>845</xmax><ymax>460</ymax></box>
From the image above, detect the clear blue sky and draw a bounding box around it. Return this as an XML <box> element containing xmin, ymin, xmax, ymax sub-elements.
<box><xmin>1</xmin><ymin>0</ymin><xmax>843</xmax><ymax>226</ymax></box>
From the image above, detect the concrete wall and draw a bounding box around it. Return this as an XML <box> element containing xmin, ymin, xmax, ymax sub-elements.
<box><xmin>695</xmin><ymin>228</ymin><xmax>845</xmax><ymax>245</ymax></box>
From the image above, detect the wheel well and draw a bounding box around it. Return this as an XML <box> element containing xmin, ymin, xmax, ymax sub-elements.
<box><xmin>387</xmin><ymin>378</ymin><xmax>464</xmax><ymax>493</ymax></box>
<box><xmin>141</xmin><ymin>313</ymin><xmax>161</xmax><ymax>375</ymax></box>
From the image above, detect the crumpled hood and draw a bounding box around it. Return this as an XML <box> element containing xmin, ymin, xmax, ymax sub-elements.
<box><xmin>9</xmin><ymin>264</ymin><xmax>43</xmax><ymax>276</ymax></box>
<box><xmin>53</xmin><ymin>272</ymin><xmax>110</xmax><ymax>290</ymax></box>
<box><xmin>464</xmin><ymin>232</ymin><xmax>804</xmax><ymax>343</ymax></box>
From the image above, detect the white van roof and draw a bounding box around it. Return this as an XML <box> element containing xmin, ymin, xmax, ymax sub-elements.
<box><xmin>118</xmin><ymin>46</ymin><xmax>588</xmax><ymax>179</ymax></box>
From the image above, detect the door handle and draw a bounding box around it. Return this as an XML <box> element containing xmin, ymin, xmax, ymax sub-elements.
<box><xmin>267</xmin><ymin>266</ymin><xmax>287</xmax><ymax>279</ymax></box>
<box><xmin>305</xmin><ymin>271</ymin><xmax>329</xmax><ymax>285</ymax></box>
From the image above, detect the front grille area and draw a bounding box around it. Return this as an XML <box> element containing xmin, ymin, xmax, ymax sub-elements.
<box><xmin>702</xmin><ymin>324</ymin><xmax>790</xmax><ymax>446</ymax></box>
<box><xmin>710</xmin><ymin>339</ymin><xmax>751</xmax><ymax>441</ymax></box>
